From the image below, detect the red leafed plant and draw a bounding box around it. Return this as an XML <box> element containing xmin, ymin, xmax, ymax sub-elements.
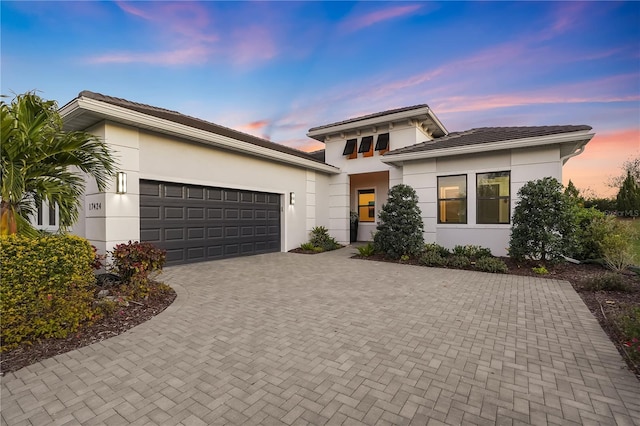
<box><xmin>111</xmin><ymin>241</ymin><xmax>166</xmax><ymax>299</ymax></box>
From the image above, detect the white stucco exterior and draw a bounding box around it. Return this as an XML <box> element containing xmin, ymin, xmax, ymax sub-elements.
<box><xmin>60</xmin><ymin>92</ymin><xmax>594</xmax><ymax>261</ymax></box>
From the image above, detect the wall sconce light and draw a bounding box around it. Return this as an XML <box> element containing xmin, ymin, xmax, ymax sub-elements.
<box><xmin>289</xmin><ymin>192</ymin><xmax>295</xmax><ymax>205</ymax></box>
<box><xmin>116</xmin><ymin>172</ymin><xmax>127</xmax><ymax>194</ymax></box>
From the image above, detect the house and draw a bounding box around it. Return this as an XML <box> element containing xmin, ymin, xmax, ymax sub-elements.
<box><xmin>59</xmin><ymin>91</ymin><xmax>594</xmax><ymax>264</ymax></box>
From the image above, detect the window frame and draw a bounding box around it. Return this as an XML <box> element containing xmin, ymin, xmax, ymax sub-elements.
<box><xmin>437</xmin><ymin>174</ymin><xmax>467</xmax><ymax>224</ymax></box>
<box><xmin>358</xmin><ymin>136</ymin><xmax>374</xmax><ymax>157</ymax></box>
<box><xmin>374</xmin><ymin>133</ymin><xmax>389</xmax><ymax>154</ymax></box>
<box><xmin>357</xmin><ymin>188</ymin><xmax>376</xmax><ymax>223</ymax></box>
<box><xmin>343</xmin><ymin>139</ymin><xmax>357</xmax><ymax>159</ymax></box>
<box><xmin>476</xmin><ymin>171</ymin><xmax>511</xmax><ymax>224</ymax></box>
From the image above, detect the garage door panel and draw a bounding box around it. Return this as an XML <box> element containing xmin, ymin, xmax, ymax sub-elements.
<box><xmin>141</xmin><ymin>180</ymin><xmax>281</xmax><ymax>265</ymax></box>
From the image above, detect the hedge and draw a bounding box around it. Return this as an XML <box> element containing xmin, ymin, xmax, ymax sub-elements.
<box><xmin>1</xmin><ymin>234</ymin><xmax>96</xmax><ymax>351</ymax></box>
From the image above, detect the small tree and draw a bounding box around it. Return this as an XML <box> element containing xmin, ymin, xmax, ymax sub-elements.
<box><xmin>564</xmin><ymin>179</ymin><xmax>584</xmax><ymax>207</ymax></box>
<box><xmin>616</xmin><ymin>171</ymin><xmax>640</xmax><ymax>214</ymax></box>
<box><xmin>373</xmin><ymin>184</ymin><xmax>424</xmax><ymax>259</ymax></box>
<box><xmin>509</xmin><ymin>177</ymin><xmax>576</xmax><ymax>261</ymax></box>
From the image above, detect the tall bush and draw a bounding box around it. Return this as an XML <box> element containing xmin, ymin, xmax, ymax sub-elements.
<box><xmin>0</xmin><ymin>234</ymin><xmax>96</xmax><ymax>351</ymax></box>
<box><xmin>373</xmin><ymin>184</ymin><xmax>424</xmax><ymax>259</ymax></box>
<box><xmin>509</xmin><ymin>177</ymin><xmax>576</xmax><ymax>261</ymax></box>
<box><xmin>570</xmin><ymin>207</ymin><xmax>607</xmax><ymax>260</ymax></box>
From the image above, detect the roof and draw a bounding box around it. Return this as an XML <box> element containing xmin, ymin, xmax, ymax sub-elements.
<box><xmin>386</xmin><ymin>125</ymin><xmax>593</xmax><ymax>156</ymax></box>
<box><xmin>308</xmin><ymin>104</ymin><xmax>430</xmax><ymax>132</ymax></box>
<box><xmin>67</xmin><ymin>91</ymin><xmax>327</xmax><ymax>166</ymax></box>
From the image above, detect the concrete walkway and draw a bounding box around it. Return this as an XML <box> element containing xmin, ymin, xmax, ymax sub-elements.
<box><xmin>2</xmin><ymin>247</ymin><xmax>639</xmax><ymax>425</ymax></box>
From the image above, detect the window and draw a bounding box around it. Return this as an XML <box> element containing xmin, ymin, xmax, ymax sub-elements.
<box><xmin>358</xmin><ymin>189</ymin><xmax>375</xmax><ymax>222</ymax></box>
<box><xmin>48</xmin><ymin>203</ymin><xmax>56</xmax><ymax>226</ymax></box>
<box><xmin>358</xmin><ymin>136</ymin><xmax>374</xmax><ymax>157</ymax></box>
<box><xmin>36</xmin><ymin>202</ymin><xmax>43</xmax><ymax>226</ymax></box>
<box><xmin>343</xmin><ymin>139</ymin><xmax>357</xmax><ymax>159</ymax></box>
<box><xmin>477</xmin><ymin>171</ymin><xmax>510</xmax><ymax>224</ymax></box>
<box><xmin>438</xmin><ymin>175</ymin><xmax>467</xmax><ymax>223</ymax></box>
<box><xmin>375</xmin><ymin>133</ymin><xmax>389</xmax><ymax>154</ymax></box>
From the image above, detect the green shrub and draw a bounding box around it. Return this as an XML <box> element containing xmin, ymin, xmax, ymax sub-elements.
<box><xmin>570</xmin><ymin>208</ymin><xmax>607</xmax><ymax>260</ymax></box>
<box><xmin>419</xmin><ymin>251</ymin><xmax>447</xmax><ymax>267</ymax></box>
<box><xmin>583</xmin><ymin>273</ymin><xmax>629</xmax><ymax>292</ymax></box>
<box><xmin>475</xmin><ymin>257</ymin><xmax>508</xmax><ymax>273</ymax></box>
<box><xmin>357</xmin><ymin>242</ymin><xmax>376</xmax><ymax>257</ymax></box>
<box><xmin>447</xmin><ymin>255</ymin><xmax>471</xmax><ymax>269</ymax></box>
<box><xmin>601</xmin><ymin>229</ymin><xmax>636</xmax><ymax>272</ymax></box>
<box><xmin>452</xmin><ymin>244</ymin><xmax>492</xmax><ymax>259</ymax></box>
<box><xmin>424</xmin><ymin>243</ymin><xmax>451</xmax><ymax>257</ymax></box>
<box><xmin>309</xmin><ymin>226</ymin><xmax>340</xmax><ymax>251</ymax></box>
<box><xmin>111</xmin><ymin>241</ymin><xmax>166</xmax><ymax>299</ymax></box>
<box><xmin>532</xmin><ymin>265</ymin><xmax>549</xmax><ymax>275</ymax></box>
<box><xmin>0</xmin><ymin>234</ymin><xmax>96</xmax><ymax>351</ymax></box>
<box><xmin>509</xmin><ymin>177</ymin><xmax>576</xmax><ymax>262</ymax></box>
<box><xmin>374</xmin><ymin>184</ymin><xmax>424</xmax><ymax>259</ymax></box>
<box><xmin>300</xmin><ymin>242</ymin><xmax>316</xmax><ymax>251</ymax></box>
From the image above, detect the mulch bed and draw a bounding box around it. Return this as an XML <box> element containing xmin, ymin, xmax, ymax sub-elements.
<box><xmin>354</xmin><ymin>253</ymin><xmax>640</xmax><ymax>379</ymax></box>
<box><xmin>1</xmin><ymin>283</ymin><xmax>176</xmax><ymax>375</ymax></box>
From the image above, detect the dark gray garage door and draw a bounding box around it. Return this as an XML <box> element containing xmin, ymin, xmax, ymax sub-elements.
<box><xmin>140</xmin><ymin>180</ymin><xmax>281</xmax><ymax>265</ymax></box>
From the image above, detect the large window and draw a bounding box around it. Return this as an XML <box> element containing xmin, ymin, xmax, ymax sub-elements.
<box><xmin>438</xmin><ymin>175</ymin><xmax>467</xmax><ymax>223</ymax></box>
<box><xmin>358</xmin><ymin>189</ymin><xmax>375</xmax><ymax>222</ymax></box>
<box><xmin>477</xmin><ymin>171</ymin><xmax>510</xmax><ymax>224</ymax></box>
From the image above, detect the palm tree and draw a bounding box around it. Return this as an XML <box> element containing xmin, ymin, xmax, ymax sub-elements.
<box><xmin>1</xmin><ymin>92</ymin><xmax>117</xmax><ymax>235</ymax></box>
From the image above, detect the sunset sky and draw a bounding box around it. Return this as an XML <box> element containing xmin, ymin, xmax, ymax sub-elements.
<box><xmin>2</xmin><ymin>1</ymin><xmax>638</xmax><ymax>197</ymax></box>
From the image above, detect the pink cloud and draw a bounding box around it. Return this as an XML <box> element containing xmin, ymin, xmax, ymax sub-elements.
<box><xmin>341</xmin><ymin>4</ymin><xmax>423</xmax><ymax>32</ymax></box>
<box><xmin>230</xmin><ymin>26</ymin><xmax>278</xmax><ymax>66</ymax></box>
<box><xmin>88</xmin><ymin>45</ymin><xmax>212</xmax><ymax>66</ymax></box>
<box><xmin>564</xmin><ymin>128</ymin><xmax>640</xmax><ymax>197</ymax></box>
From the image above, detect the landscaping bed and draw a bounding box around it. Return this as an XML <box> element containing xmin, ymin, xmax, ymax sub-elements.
<box><xmin>354</xmin><ymin>252</ymin><xmax>640</xmax><ymax>379</ymax></box>
<box><xmin>0</xmin><ymin>281</ymin><xmax>176</xmax><ymax>375</ymax></box>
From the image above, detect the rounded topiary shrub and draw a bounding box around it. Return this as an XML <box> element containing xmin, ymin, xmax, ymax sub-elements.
<box><xmin>374</xmin><ymin>184</ymin><xmax>424</xmax><ymax>259</ymax></box>
<box><xmin>0</xmin><ymin>234</ymin><xmax>96</xmax><ymax>351</ymax></box>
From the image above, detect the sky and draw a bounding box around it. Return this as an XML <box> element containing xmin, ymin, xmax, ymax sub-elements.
<box><xmin>2</xmin><ymin>1</ymin><xmax>639</xmax><ymax>198</ymax></box>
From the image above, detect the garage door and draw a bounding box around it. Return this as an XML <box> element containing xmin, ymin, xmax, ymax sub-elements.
<box><xmin>140</xmin><ymin>180</ymin><xmax>281</xmax><ymax>265</ymax></box>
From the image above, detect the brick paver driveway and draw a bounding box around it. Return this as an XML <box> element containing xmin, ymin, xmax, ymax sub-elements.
<box><xmin>2</xmin><ymin>248</ymin><xmax>639</xmax><ymax>425</ymax></box>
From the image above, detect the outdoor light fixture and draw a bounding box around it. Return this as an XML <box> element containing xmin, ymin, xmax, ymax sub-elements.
<box><xmin>290</xmin><ymin>192</ymin><xmax>295</xmax><ymax>205</ymax></box>
<box><xmin>116</xmin><ymin>172</ymin><xmax>127</xmax><ymax>194</ymax></box>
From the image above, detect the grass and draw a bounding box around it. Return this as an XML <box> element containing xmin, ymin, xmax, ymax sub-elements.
<box><xmin>629</xmin><ymin>219</ymin><xmax>640</xmax><ymax>262</ymax></box>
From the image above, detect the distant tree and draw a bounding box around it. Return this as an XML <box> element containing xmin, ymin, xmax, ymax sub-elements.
<box><xmin>509</xmin><ymin>177</ymin><xmax>576</xmax><ymax>261</ymax></box>
<box><xmin>564</xmin><ymin>180</ymin><xmax>584</xmax><ymax>206</ymax></box>
<box><xmin>616</xmin><ymin>171</ymin><xmax>640</xmax><ymax>215</ymax></box>
<box><xmin>608</xmin><ymin>155</ymin><xmax>640</xmax><ymax>189</ymax></box>
<box><xmin>373</xmin><ymin>184</ymin><xmax>424</xmax><ymax>259</ymax></box>
<box><xmin>1</xmin><ymin>92</ymin><xmax>117</xmax><ymax>235</ymax></box>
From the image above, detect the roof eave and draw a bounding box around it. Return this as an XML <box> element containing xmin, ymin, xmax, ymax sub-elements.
<box><xmin>307</xmin><ymin>106</ymin><xmax>447</xmax><ymax>142</ymax></box>
<box><xmin>380</xmin><ymin>130</ymin><xmax>595</xmax><ymax>166</ymax></box>
<box><xmin>61</xmin><ymin>97</ymin><xmax>340</xmax><ymax>175</ymax></box>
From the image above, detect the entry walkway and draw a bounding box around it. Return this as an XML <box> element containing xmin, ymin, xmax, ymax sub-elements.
<box><xmin>2</xmin><ymin>247</ymin><xmax>639</xmax><ymax>425</ymax></box>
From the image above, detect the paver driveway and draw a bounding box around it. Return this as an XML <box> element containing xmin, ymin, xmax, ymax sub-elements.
<box><xmin>2</xmin><ymin>248</ymin><xmax>639</xmax><ymax>425</ymax></box>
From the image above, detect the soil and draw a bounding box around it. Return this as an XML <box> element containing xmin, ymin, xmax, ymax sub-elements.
<box><xmin>0</xmin><ymin>282</ymin><xmax>176</xmax><ymax>375</ymax></box>
<box><xmin>354</xmin><ymin>253</ymin><xmax>640</xmax><ymax>380</ymax></box>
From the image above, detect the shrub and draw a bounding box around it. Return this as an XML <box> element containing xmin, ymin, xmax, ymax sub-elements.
<box><xmin>475</xmin><ymin>257</ymin><xmax>508</xmax><ymax>273</ymax></box>
<box><xmin>309</xmin><ymin>226</ymin><xmax>340</xmax><ymax>251</ymax></box>
<box><xmin>601</xmin><ymin>229</ymin><xmax>636</xmax><ymax>272</ymax></box>
<box><xmin>447</xmin><ymin>255</ymin><xmax>471</xmax><ymax>269</ymax></box>
<box><xmin>583</xmin><ymin>273</ymin><xmax>629</xmax><ymax>292</ymax></box>
<box><xmin>419</xmin><ymin>251</ymin><xmax>447</xmax><ymax>267</ymax></box>
<box><xmin>532</xmin><ymin>265</ymin><xmax>549</xmax><ymax>275</ymax></box>
<box><xmin>424</xmin><ymin>243</ymin><xmax>450</xmax><ymax>257</ymax></box>
<box><xmin>300</xmin><ymin>242</ymin><xmax>316</xmax><ymax>251</ymax></box>
<box><xmin>0</xmin><ymin>234</ymin><xmax>96</xmax><ymax>351</ymax></box>
<box><xmin>509</xmin><ymin>177</ymin><xmax>576</xmax><ymax>262</ymax></box>
<box><xmin>452</xmin><ymin>244</ymin><xmax>492</xmax><ymax>259</ymax></box>
<box><xmin>570</xmin><ymin>208</ymin><xmax>607</xmax><ymax>260</ymax></box>
<box><xmin>111</xmin><ymin>241</ymin><xmax>166</xmax><ymax>299</ymax></box>
<box><xmin>374</xmin><ymin>184</ymin><xmax>424</xmax><ymax>259</ymax></box>
<box><xmin>357</xmin><ymin>242</ymin><xmax>376</xmax><ymax>257</ymax></box>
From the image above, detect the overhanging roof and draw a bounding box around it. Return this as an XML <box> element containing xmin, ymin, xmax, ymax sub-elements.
<box><xmin>381</xmin><ymin>125</ymin><xmax>594</xmax><ymax>165</ymax></box>
<box><xmin>60</xmin><ymin>91</ymin><xmax>339</xmax><ymax>174</ymax></box>
<box><xmin>307</xmin><ymin>104</ymin><xmax>448</xmax><ymax>141</ymax></box>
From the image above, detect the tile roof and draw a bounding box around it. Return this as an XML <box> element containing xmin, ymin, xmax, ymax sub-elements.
<box><xmin>308</xmin><ymin>104</ymin><xmax>430</xmax><ymax>132</ymax></box>
<box><xmin>386</xmin><ymin>125</ymin><xmax>593</xmax><ymax>155</ymax></box>
<box><xmin>77</xmin><ymin>91</ymin><xmax>326</xmax><ymax>164</ymax></box>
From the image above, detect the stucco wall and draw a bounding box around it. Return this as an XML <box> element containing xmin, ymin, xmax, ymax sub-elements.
<box><xmin>402</xmin><ymin>146</ymin><xmax>562</xmax><ymax>256</ymax></box>
<box><xmin>78</xmin><ymin>121</ymin><xmax>330</xmax><ymax>255</ymax></box>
